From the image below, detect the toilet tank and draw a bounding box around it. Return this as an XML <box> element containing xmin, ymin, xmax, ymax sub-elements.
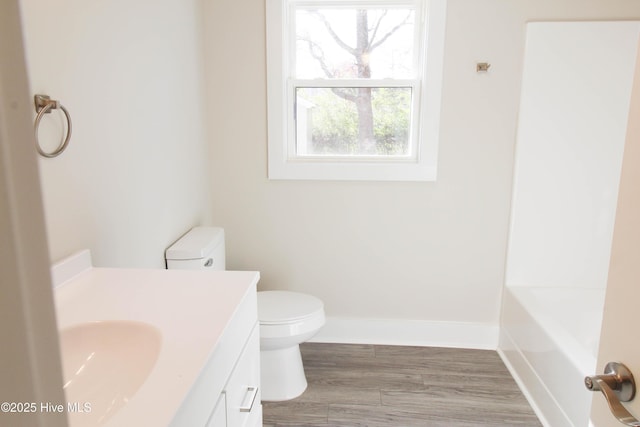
<box><xmin>165</xmin><ymin>227</ymin><xmax>226</xmax><ymax>270</ymax></box>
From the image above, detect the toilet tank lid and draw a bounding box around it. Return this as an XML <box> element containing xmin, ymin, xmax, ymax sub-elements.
<box><xmin>165</xmin><ymin>227</ymin><xmax>224</xmax><ymax>260</ymax></box>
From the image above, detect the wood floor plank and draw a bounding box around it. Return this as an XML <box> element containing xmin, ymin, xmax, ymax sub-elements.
<box><xmin>374</xmin><ymin>345</ymin><xmax>513</xmax><ymax>378</ymax></box>
<box><xmin>305</xmin><ymin>366</ymin><xmax>426</xmax><ymax>391</ymax></box>
<box><xmin>380</xmin><ymin>390</ymin><xmax>540</xmax><ymax>424</ymax></box>
<box><xmin>305</xmin><ymin>346</ymin><xmax>509</xmax><ymax>380</ymax></box>
<box><xmin>261</xmin><ymin>401</ymin><xmax>328</xmax><ymax>425</ymax></box>
<box><xmin>302</xmin><ymin>343</ymin><xmax>376</xmax><ymax>359</ymax></box>
<box><xmin>292</xmin><ymin>384</ymin><xmax>382</xmax><ymax>405</ymax></box>
<box><xmin>374</xmin><ymin>345</ymin><xmax>494</xmax><ymax>361</ymax></box>
<box><xmin>327</xmin><ymin>402</ymin><xmax>541</xmax><ymax>427</ymax></box>
<box><xmin>327</xmin><ymin>403</ymin><xmax>431</xmax><ymax>427</ymax></box>
<box><xmin>262</xmin><ymin>343</ymin><xmax>542</xmax><ymax>426</ymax></box>
<box><xmin>416</xmin><ymin>373</ymin><xmax>529</xmax><ymax>402</ymax></box>
<box><xmin>380</xmin><ymin>387</ymin><xmax>531</xmax><ymax>409</ymax></box>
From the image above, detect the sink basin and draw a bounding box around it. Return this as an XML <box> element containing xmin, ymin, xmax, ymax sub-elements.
<box><xmin>59</xmin><ymin>320</ymin><xmax>162</xmax><ymax>425</ymax></box>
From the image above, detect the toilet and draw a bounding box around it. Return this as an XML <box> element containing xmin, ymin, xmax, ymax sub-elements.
<box><xmin>165</xmin><ymin>226</ymin><xmax>325</xmax><ymax>402</ymax></box>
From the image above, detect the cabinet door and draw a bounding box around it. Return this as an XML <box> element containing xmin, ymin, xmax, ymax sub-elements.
<box><xmin>225</xmin><ymin>324</ymin><xmax>262</xmax><ymax>427</ymax></box>
<box><xmin>205</xmin><ymin>393</ymin><xmax>226</xmax><ymax>427</ymax></box>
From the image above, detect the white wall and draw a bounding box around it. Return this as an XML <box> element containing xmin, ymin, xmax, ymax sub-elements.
<box><xmin>205</xmin><ymin>0</ymin><xmax>640</xmax><ymax>342</ymax></box>
<box><xmin>506</xmin><ymin>22</ymin><xmax>638</xmax><ymax>290</ymax></box>
<box><xmin>19</xmin><ymin>0</ymin><xmax>211</xmax><ymax>268</ymax></box>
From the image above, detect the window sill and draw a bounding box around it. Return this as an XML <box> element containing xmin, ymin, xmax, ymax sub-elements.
<box><xmin>267</xmin><ymin>157</ymin><xmax>438</xmax><ymax>181</ymax></box>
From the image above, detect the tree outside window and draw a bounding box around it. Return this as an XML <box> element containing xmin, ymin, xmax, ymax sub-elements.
<box><xmin>294</xmin><ymin>7</ymin><xmax>417</xmax><ymax>157</ymax></box>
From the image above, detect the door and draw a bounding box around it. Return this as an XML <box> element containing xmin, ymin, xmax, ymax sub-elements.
<box><xmin>590</xmin><ymin>41</ymin><xmax>640</xmax><ymax>426</ymax></box>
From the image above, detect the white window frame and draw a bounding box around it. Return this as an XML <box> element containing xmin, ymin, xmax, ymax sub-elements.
<box><xmin>267</xmin><ymin>0</ymin><xmax>446</xmax><ymax>181</ymax></box>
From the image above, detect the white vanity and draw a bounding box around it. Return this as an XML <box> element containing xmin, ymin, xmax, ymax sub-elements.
<box><xmin>53</xmin><ymin>251</ymin><xmax>262</xmax><ymax>427</ymax></box>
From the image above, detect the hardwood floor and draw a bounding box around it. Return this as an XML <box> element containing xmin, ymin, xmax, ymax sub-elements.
<box><xmin>262</xmin><ymin>343</ymin><xmax>542</xmax><ymax>427</ymax></box>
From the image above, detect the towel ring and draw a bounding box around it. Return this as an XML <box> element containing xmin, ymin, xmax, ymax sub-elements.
<box><xmin>33</xmin><ymin>94</ymin><xmax>72</xmax><ymax>158</ymax></box>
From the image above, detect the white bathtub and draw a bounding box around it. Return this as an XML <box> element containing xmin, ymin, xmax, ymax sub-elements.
<box><xmin>499</xmin><ymin>286</ymin><xmax>606</xmax><ymax>427</ymax></box>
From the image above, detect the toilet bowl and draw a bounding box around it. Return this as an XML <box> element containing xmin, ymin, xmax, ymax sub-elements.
<box><xmin>258</xmin><ymin>290</ymin><xmax>325</xmax><ymax>401</ymax></box>
<box><xmin>165</xmin><ymin>227</ymin><xmax>326</xmax><ymax>402</ymax></box>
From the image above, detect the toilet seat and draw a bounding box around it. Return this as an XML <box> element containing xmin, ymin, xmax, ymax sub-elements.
<box><xmin>258</xmin><ymin>291</ymin><xmax>324</xmax><ymax>325</ymax></box>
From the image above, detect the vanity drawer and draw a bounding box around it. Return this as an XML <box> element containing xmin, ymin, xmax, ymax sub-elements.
<box><xmin>224</xmin><ymin>324</ymin><xmax>261</xmax><ymax>427</ymax></box>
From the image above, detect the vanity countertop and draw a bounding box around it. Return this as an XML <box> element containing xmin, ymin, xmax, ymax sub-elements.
<box><xmin>53</xmin><ymin>251</ymin><xmax>259</xmax><ymax>427</ymax></box>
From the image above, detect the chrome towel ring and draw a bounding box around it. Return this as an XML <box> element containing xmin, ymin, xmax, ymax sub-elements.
<box><xmin>33</xmin><ymin>94</ymin><xmax>72</xmax><ymax>158</ymax></box>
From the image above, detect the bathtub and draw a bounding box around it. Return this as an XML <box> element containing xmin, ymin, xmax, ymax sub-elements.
<box><xmin>499</xmin><ymin>286</ymin><xmax>606</xmax><ymax>427</ymax></box>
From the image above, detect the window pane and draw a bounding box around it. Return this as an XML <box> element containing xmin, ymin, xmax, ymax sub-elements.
<box><xmin>295</xmin><ymin>8</ymin><xmax>416</xmax><ymax>79</ymax></box>
<box><xmin>296</xmin><ymin>87</ymin><xmax>412</xmax><ymax>156</ymax></box>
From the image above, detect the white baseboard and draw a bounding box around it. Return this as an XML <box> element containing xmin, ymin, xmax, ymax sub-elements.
<box><xmin>308</xmin><ymin>316</ymin><xmax>499</xmax><ymax>350</ymax></box>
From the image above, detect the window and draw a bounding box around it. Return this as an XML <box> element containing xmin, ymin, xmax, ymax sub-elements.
<box><xmin>267</xmin><ymin>0</ymin><xmax>446</xmax><ymax>181</ymax></box>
